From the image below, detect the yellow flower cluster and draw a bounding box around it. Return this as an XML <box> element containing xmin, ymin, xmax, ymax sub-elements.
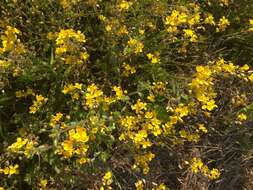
<box><xmin>0</xmin><ymin>26</ymin><xmax>25</xmax><ymax>54</ymax></box>
<box><xmin>216</xmin><ymin>16</ymin><xmax>230</xmax><ymax>32</ymax></box>
<box><xmin>99</xmin><ymin>16</ymin><xmax>129</xmax><ymax>37</ymax></box>
<box><xmin>50</xmin><ymin>112</ymin><xmax>64</xmax><ymax>127</ymax></box>
<box><xmin>179</xmin><ymin>129</ymin><xmax>200</xmax><ymax>143</ymax></box>
<box><xmin>190</xmin><ymin>157</ymin><xmax>220</xmax><ymax>180</ymax></box>
<box><xmin>120</xmin><ymin>105</ymin><xmax>162</xmax><ymax>148</ymax></box>
<box><xmin>154</xmin><ymin>183</ymin><xmax>167</xmax><ymax>190</ymax></box>
<box><xmin>204</xmin><ymin>14</ymin><xmax>215</xmax><ymax>25</ymax></box>
<box><xmin>100</xmin><ymin>171</ymin><xmax>113</xmax><ymax>190</ymax></box>
<box><xmin>190</xmin><ymin>65</ymin><xmax>217</xmax><ymax>111</ymax></box>
<box><xmin>133</xmin><ymin>152</ymin><xmax>155</xmax><ymax>174</ymax></box>
<box><xmin>55</xmin><ymin>29</ymin><xmax>88</xmax><ymax>64</ymax></box>
<box><xmin>135</xmin><ymin>180</ymin><xmax>144</xmax><ymax>190</ymax></box>
<box><xmin>151</xmin><ymin>81</ymin><xmax>166</xmax><ymax>95</ymax></box>
<box><xmin>118</xmin><ymin>0</ymin><xmax>132</xmax><ymax>11</ymax></box>
<box><xmin>163</xmin><ymin>104</ymin><xmax>207</xmax><ymax>143</ymax></box>
<box><xmin>164</xmin><ymin>7</ymin><xmax>201</xmax><ymax>42</ymax></box>
<box><xmin>164</xmin><ymin>10</ymin><xmax>188</xmax><ymax>33</ymax></box>
<box><xmin>122</xmin><ymin>63</ymin><xmax>136</xmax><ymax>77</ymax></box>
<box><xmin>112</xmin><ymin>86</ymin><xmax>127</xmax><ymax>101</ymax></box>
<box><xmin>0</xmin><ymin>60</ymin><xmax>10</xmax><ymax>68</ymax></box>
<box><xmin>0</xmin><ymin>164</ymin><xmax>19</xmax><ymax>176</ymax></box>
<box><xmin>219</xmin><ymin>0</ymin><xmax>230</xmax><ymax>6</ymax></box>
<box><xmin>127</xmin><ymin>38</ymin><xmax>144</xmax><ymax>54</ymax></box>
<box><xmin>237</xmin><ymin>113</ymin><xmax>247</xmax><ymax>122</ymax></box>
<box><xmin>29</xmin><ymin>94</ymin><xmax>48</xmax><ymax>114</ymax></box>
<box><xmin>8</xmin><ymin>137</ymin><xmax>37</xmax><ymax>158</ymax></box>
<box><xmin>190</xmin><ymin>58</ymin><xmax>253</xmax><ymax>112</ymax></box>
<box><xmin>62</xmin><ymin>83</ymin><xmax>83</xmax><ymax>100</ymax></box>
<box><xmin>59</xmin><ymin>126</ymin><xmax>89</xmax><ymax>163</ymax></box>
<box><xmin>38</xmin><ymin>179</ymin><xmax>48</xmax><ymax>189</ymax></box>
<box><xmin>147</xmin><ymin>52</ymin><xmax>160</xmax><ymax>64</ymax></box>
<box><xmin>183</xmin><ymin>29</ymin><xmax>198</xmax><ymax>42</ymax></box>
<box><xmin>163</xmin><ymin>104</ymin><xmax>189</xmax><ymax>134</ymax></box>
<box><xmin>131</xmin><ymin>99</ymin><xmax>147</xmax><ymax>114</ymax></box>
<box><xmin>84</xmin><ymin>83</ymin><xmax>104</xmax><ymax>109</ymax></box>
<box><xmin>59</xmin><ymin>0</ymin><xmax>81</xmax><ymax>9</ymax></box>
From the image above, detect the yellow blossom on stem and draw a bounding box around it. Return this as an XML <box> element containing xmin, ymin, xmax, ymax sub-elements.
<box><xmin>112</xmin><ymin>86</ymin><xmax>127</xmax><ymax>100</ymax></box>
<box><xmin>85</xmin><ymin>83</ymin><xmax>104</xmax><ymax>109</ymax></box>
<box><xmin>204</xmin><ymin>14</ymin><xmax>215</xmax><ymax>25</ymax></box>
<box><xmin>0</xmin><ymin>164</ymin><xmax>19</xmax><ymax>176</ymax></box>
<box><xmin>135</xmin><ymin>180</ymin><xmax>144</xmax><ymax>190</ymax></box>
<box><xmin>237</xmin><ymin>113</ymin><xmax>247</xmax><ymax>122</ymax></box>
<box><xmin>29</xmin><ymin>94</ymin><xmax>48</xmax><ymax>114</ymax></box>
<box><xmin>127</xmin><ymin>38</ymin><xmax>144</xmax><ymax>54</ymax></box>
<box><xmin>102</xmin><ymin>171</ymin><xmax>113</xmax><ymax>186</ymax></box>
<box><xmin>147</xmin><ymin>52</ymin><xmax>160</xmax><ymax>64</ymax></box>
<box><xmin>50</xmin><ymin>112</ymin><xmax>64</xmax><ymax>127</ymax></box>
<box><xmin>122</xmin><ymin>63</ymin><xmax>136</xmax><ymax>76</ymax></box>
<box><xmin>131</xmin><ymin>99</ymin><xmax>147</xmax><ymax>114</ymax></box>
<box><xmin>216</xmin><ymin>16</ymin><xmax>230</xmax><ymax>32</ymax></box>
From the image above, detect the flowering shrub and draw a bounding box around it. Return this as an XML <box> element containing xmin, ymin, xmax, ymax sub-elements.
<box><xmin>0</xmin><ymin>0</ymin><xmax>253</xmax><ymax>189</ymax></box>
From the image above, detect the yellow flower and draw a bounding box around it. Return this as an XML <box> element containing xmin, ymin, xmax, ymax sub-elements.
<box><xmin>183</xmin><ymin>29</ymin><xmax>198</xmax><ymax>42</ymax></box>
<box><xmin>39</xmin><ymin>179</ymin><xmax>48</xmax><ymax>188</ymax></box>
<box><xmin>135</xmin><ymin>180</ymin><xmax>144</xmax><ymax>190</ymax></box>
<box><xmin>155</xmin><ymin>183</ymin><xmax>167</xmax><ymax>190</ymax></box>
<box><xmin>118</xmin><ymin>0</ymin><xmax>132</xmax><ymax>11</ymax></box>
<box><xmin>29</xmin><ymin>94</ymin><xmax>48</xmax><ymax>114</ymax></box>
<box><xmin>239</xmin><ymin>64</ymin><xmax>249</xmax><ymax>71</ymax></box>
<box><xmin>118</xmin><ymin>25</ymin><xmax>128</xmax><ymax>35</ymax></box>
<box><xmin>122</xmin><ymin>63</ymin><xmax>136</xmax><ymax>77</ymax></box>
<box><xmin>202</xmin><ymin>100</ymin><xmax>217</xmax><ymax>111</ymax></box>
<box><xmin>56</xmin><ymin>29</ymin><xmax>86</xmax><ymax>46</ymax></box>
<box><xmin>191</xmin><ymin>157</ymin><xmax>203</xmax><ymax>173</ymax></box>
<box><xmin>134</xmin><ymin>152</ymin><xmax>155</xmax><ymax>174</ymax></box>
<box><xmin>50</xmin><ymin>112</ymin><xmax>63</xmax><ymax>127</ymax></box>
<box><xmin>105</xmin><ymin>24</ymin><xmax>113</xmax><ymax>32</ymax></box>
<box><xmin>147</xmin><ymin>52</ymin><xmax>160</xmax><ymax>64</ymax></box>
<box><xmin>55</xmin><ymin>29</ymin><xmax>87</xmax><ymax>64</ymax></box>
<box><xmin>0</xmin><ymin>60</ymin><xmax>10</xmax><ymax>68</ymax></box>
<box><xmin>127</xmin><ymin>38</ymin><xmax>144</xmax><ymax>54</ymax></box>
<box><xmin>198</xmin><ymin>124</ymin><xmax>208</xmax><ymax>133</ymax></box>
<box><xmin>139</xmin><ymin>29</ymin><xmax>145</xmax><ymax>35</ymax></box>
<box><xmin>0</xmin><ymin>26</ymin><xmax>25</xmax><ymax>54</ymax></box>
<box><xmin>59</xmin><ymin>0</ymin><xmax>81</xmax><ymax>9</ymax></box>
<box><xmin>216</xmin><ymin>16</ymin><xmax>230</xmax><ymax>32</ymax></box>
<box><xmin>69</xmin><ymin>126</ymin><xmax>89</xmax><ymax>143</ymax></box>
<box><xmin>112</xmin><ymin>86</ymin><xmax>127</xmax><ymax>100</ymax></box>
<box><xmin>99</xmin><ymin>15</ymin><xmax>106</xmax><ymax>21</ymax></box>
<box><xmin>80</xmin><ymin>51</ymin><xmax>89</xmax><ymax>61</ymax></box>
<box><xmin>85</xmin><ymin>83</ymin><xmax>104</xmax><ymax>109</ymax></box>
<box><xmin>237</xmin><ymin>113</ymin><xmax>247</xmax><ymax>122</ymax></box>
<box><xmin>219</xmin><ymin>0</ymin><xmax>229</xmax><ymax>6</ymax></box>
<box><xmin>209</xmin><ymin>168</ymin><xmax>221</xmax><ymax>180</ymax></box>
<box><xmin>248</xmin><ymin>74</ymin><xmax>253</xmax><ymax>82</ymax></box>
<box><xmin>0</xmin><ymin>164</ymin><xmax>19</xmax><ymax>176</ymax></box>
<box><xmin>61</xmin><ymin>140</ymin><xmax>74</xmax><ymax>157</ymax></box>
<box><xmin>204</xmin><ymin>14</ymin><xmax>215</xmax><ymax>25</ymax></box>
<box><xmin>8</xmin><ymin>137</ymin><xmax>28</xmax><ymax>152</ymax></box>
<box><xmin>102</xmin><ymin>171</ymin><xmax>113</xmax><ymax>186</ymax></box>
<box><xmin>131</xmin><ymin>99</ymin><xmax>147</xmax><ymax>114</ymax></box>
<box><xmin>147</xmin><ymin>94</ymin><xmax>155</xmax><ymax>102</ymax></box>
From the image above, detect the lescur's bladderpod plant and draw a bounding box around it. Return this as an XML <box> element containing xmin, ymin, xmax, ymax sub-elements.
<box><xmin>0</xmin><ymin>0</ymin><xmax>253</xmax><ymax>189</ymax></box>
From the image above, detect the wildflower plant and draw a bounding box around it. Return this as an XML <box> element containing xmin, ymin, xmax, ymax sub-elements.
<box><xmin>0</xmin><ymin>0</ymin><xmax>253</xmax><ymax>189</ymax></box>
